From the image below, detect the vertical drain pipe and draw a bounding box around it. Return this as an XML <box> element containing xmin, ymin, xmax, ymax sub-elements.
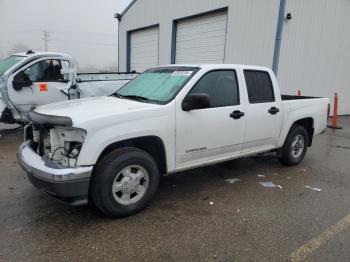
<box><xmin>272</xmin><ymin>0</ymin><xmax>287</xmax><ymax>75</ymax></box>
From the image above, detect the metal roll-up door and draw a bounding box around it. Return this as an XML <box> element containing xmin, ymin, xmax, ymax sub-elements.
<box><xmin>175</xmin><ymin>10</ymin><xmax>228</xmax><ymax>64</ymax></box>
<box><xmin>130</xmin><ymin>26</ymin><xmax>159</xmax><ymax>72</ymax></box>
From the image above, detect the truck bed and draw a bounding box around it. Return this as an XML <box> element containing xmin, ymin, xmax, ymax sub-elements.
<box><xmin>281</xmin><ymin>94</ymin><xmax>321</xmax><ymax>100</ymax></box>
<box><xmin>76</xmin><ymin>72</ymin><xmax>139</xmax><ymax>98</ymax></box>
<box><xmin>76</xmin><ymin>72</ymin><xmax>139</xmax><ymax>82</ymax></box>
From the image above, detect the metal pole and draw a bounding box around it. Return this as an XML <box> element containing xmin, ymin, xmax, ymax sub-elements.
<box><xmin>42</xmin><ymin>30</ymin><xmax>50</xmax><ymax>51</ymax></box>
<box><xmin>272</xmin><ymin>0</ymin><xmax>286</xmax><ymax>75</ymax></box>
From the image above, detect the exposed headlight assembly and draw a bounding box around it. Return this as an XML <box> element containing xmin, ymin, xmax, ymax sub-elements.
<box><xmin>45</xmin><ymin>127</ymin><xmax>87</xmax><ymax>167</ymax></box>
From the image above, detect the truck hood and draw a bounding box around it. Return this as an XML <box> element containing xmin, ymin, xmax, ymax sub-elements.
<box><xmin>34</xmin><ymin>96</ymin><xmax>162</xmax><ymax>126</ymax></box>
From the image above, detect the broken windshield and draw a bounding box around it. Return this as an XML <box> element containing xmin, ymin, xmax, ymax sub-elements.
<box><xmin>0</xmin><ymin>55</ymin><xmax>26</xmax><ymax>76</ymax></box>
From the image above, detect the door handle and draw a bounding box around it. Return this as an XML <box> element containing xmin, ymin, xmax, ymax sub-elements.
<box><xmin>268</xmin><ymin>107</ymin><xmax>280</xmax><ymax>115</ymax></box>
<box><xmin>230</xmin><ymin>110</ymin><xmax>245</xmax><ymax>119</ymax></box>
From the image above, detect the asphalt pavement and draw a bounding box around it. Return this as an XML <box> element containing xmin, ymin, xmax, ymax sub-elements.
<box><xmin>0</xmin><ymin>117</ymin><xmax>350</xmax><ymax>262</ymax></box>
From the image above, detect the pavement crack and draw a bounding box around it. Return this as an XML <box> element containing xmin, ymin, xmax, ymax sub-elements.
<box><xmin>332</xmin><ymin>145</ymin><xmax>350</xmax><ymax>150</ymax></box>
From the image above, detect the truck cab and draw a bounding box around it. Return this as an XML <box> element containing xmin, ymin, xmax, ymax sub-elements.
<box><xmin>0</xmin><ymin>51</ymin><xmax>136</xmax><ymax>124</ymax></box>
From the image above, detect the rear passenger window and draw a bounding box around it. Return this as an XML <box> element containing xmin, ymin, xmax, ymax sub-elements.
<box><xmin>189</xmin><ymin>70</ymin><xmax>239</xmax><ymax>107</ymax></box>
<box><xmin>244</xmin><ymin>70</ymin><xmax>275</xmax><ymax>103</ymax></box>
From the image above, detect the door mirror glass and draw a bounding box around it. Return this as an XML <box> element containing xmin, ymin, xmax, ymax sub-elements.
<box><xmin>182</xmin><ymin>93</ymin><xmax>210</xmax><ymax>111</ymax></box>
<box><xmin>12</xmin><ymin>71</ymin><xmax>32</xmax><ymax>91</ymax></box>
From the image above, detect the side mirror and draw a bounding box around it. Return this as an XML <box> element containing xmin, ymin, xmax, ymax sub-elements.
<box><xmin>12</xmin><ymin>71</ymin><xmax>32</xmax><ymax>91</ymax></box>
<box><xmin>182</xmin><ymin>93</ymin><xmax>210</xmax><ymax>111</ymax></box>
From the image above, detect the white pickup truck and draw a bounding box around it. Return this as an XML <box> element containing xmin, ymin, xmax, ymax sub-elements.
<box><xmin>0</xmin><ymin>51</ymin><xmax>137</xmax><ymax>124</ymax></box>
<box><xmin>18</xmin><ymin>64</ymin><xmax>328</xmax><ymax>217</ymax></box>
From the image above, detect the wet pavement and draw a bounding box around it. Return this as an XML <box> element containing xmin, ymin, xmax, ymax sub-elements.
<box><xmin>0</xmin><ymin>117</ymin><xmax>350</xmax><ymax>261</ymax></box>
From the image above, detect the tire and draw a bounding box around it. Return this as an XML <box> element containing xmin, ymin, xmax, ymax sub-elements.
<box><xmin>278</xmin><ymin>125</ymin><xmax>309</xmax><ymax>166</ymax></box>
<box><xmin>91</xmin><ymin>147</ymin><xmax>160</xmax><ymax>218</ymax></box>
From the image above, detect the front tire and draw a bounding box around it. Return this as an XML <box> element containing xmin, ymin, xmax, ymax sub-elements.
<box><xmin>91</xmin><ymin>147</ymin><xmax>160</xmax><ymax>218</ymax></box>
<box><xmin>278</xmin><ymin>125</ymin><xmax>308</xmax><ymax>166</ymax></box>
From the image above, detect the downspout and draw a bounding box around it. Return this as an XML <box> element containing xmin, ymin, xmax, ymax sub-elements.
<box><xmin>117</xmin><ymin>20</ymin><xmax>120</xmax><ymax>71</ymax></box>
<box><xmin>272</xmin><ymin>0</ymin><xmax>287</xmax><ymax>75</ymax></box>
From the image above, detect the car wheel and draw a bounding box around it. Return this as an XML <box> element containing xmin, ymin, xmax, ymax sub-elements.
<box><xmin>278</xmin><ymin>125</ymin><xmax>309</xmax><ymax>166</ymax></box>
<box><xmin>91</xmin><ymin>147</ymin><xmax>160</xmax><ymax>218</ymax></box>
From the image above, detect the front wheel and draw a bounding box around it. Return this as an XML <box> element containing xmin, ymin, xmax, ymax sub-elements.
<box><xmin>91</xmin><ymin>147</ymin><xmax>160</xmax><ymax>218</ymax></box>
<box><xmin>278</xmin><ymin>125</ymin><xmax>309</xmax><ymax>166</ymax></box>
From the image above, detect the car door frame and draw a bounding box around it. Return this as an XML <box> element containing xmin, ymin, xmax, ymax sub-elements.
<box><xmin>174</xmin><ymin>65</ymin><xmax>248</xmax><ymax>171</ymax></box>
<box><xmin>7</xmin><ymin>57</ymin><xmax>73</xmax><ymax>114</ymax></box>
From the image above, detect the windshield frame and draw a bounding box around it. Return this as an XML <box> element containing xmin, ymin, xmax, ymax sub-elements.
<box><xmin>0</xmin><ymin>55</ymin><xmax>26</xmax><ymax>76</ymax></box>
<box><xmin>115</xmin><ymin>66</ymin><xmax>200</xmax><ymax>105</ymax></box>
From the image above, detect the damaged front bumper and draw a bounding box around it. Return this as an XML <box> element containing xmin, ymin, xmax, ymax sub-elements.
<box><xmin>17</xmin><ymin>141</ymin><xmax>93</xmax><ymax>206</ymax></box>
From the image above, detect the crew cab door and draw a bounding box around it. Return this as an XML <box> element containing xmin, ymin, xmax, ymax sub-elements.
<box><xmin>241</xmin><ymin>69</ymin><xmax>283</xmax><ymax>153</ymax></box>
<box><xmin>7</xmin><ymin>58</ymin><xmax>71</xmax><ymax>114</ymax></box>
<box><xmin>175</xmin><ymin>69</ymin><xmax>246</xmax><ymax>169</ymax></box>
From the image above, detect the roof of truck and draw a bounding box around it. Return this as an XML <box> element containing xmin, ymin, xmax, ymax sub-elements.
<box><xmin>151</xmin><ymin>64</ymin><xmax>272</xmax><ymax>72</ymax></box>
<box><xmin>13</xmin><ymin>51</ymin><xmax>72</xmax><ymax>59</ymax></box>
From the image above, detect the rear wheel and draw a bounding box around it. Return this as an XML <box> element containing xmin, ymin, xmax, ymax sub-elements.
<box><xmin>278</xmin><ymin>125</ymin><xmax>308</xmax><ymax>166</ymax></box>
<box><xmin>91</xmin><ymin>147</ymin><xmax>160</xmax><ymax>218</ymax></box>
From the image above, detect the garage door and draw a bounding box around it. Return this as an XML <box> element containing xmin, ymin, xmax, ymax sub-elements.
<box><xmin>130</xmin><ymin>26</ymin><xmax>159</xmax><ymax>72</ymax></box>
<box><xmin>175</xmin><ymin>11</ymin><xmax>228</xmax><ymax>64</ymax></box>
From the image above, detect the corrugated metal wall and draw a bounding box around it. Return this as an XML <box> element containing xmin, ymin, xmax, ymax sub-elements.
<box><xmin>278</xmin><ymin>0</ymin><xmax>350</xmax><ymax>115</ymax></box>
<box><xmin>119</xmin><ymin>0</ymin><xmax>279</xmax><ymax>70</ymax></box>
<box><xmin>119</xmin><ymin>0</ymin><xmax>350</xmax><ymax>114</ymax></box>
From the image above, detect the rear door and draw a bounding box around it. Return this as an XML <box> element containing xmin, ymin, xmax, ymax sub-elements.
<box><xmin>7</xmin><ymin>58</ymin><xmax>71</xmax><ymax>114</ymax></box>
<box><xmin>242</xmin><ymin>69</ymin><xmax>283</xmax><ymax>153</ymax></box>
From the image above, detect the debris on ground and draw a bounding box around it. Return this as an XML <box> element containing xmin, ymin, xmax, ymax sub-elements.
<box><xmin>260</xmin><ymin>182</ymin><xmax>282</xmax><ymax>189</ymax></box>
<box><xmin>260</xmin><ymin>181</ymin><xmax>275</xmax><ymax>187</ymax></box>
<box><xmin>210</xmin><ymin>201</ymin><xmax>214</xmax><ymax>206</ymax></box>
<box><xmin>237</xmin><ymin>209</ymin><xmax>240</xmax><ymax>213</ymax></box>
<box><xmin>202</xmin><ymin>196</ymin><xmax>209</xmax><ymax>200</ymax></box>
<box><xmin>257</xmin><ymin>174</ymin><xmax>265</xmax><ymax>178</ymax></box>
<box><xmin>224</xmin><ymin>178</ymin><xmax>241</xmax><ymax>184</ymax></box>
<box><xmin>304</xmin><ymin>186</ymin><xmax>322</xmax><ymax>192</ymax></box>
<box><xmin>273</xmin><ymin>173</ymin><xmax>279</xmax><ymax>176</ymax></box>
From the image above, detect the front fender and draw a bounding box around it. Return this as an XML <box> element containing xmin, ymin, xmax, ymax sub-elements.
<box><xmin>76</xmin><ymin>115</ymin><xmax>175</xmax><ymax>171</ymax></box>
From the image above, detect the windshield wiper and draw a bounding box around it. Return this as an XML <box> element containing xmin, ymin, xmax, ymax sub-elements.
<box><xmin>113</xmin><ymin>93</ymin><xmax>159</xmax><ymax>103</ymax></box>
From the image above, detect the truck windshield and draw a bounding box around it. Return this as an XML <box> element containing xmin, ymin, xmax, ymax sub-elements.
<box><xmin>115</xmin><ymin>67</ymin><xmax>199</xmax><ymax>104</ymax></box>
<box><xmin>0</xmin><ymin>55</ymin><xmax>26</xmax><ymax>76</ymax></box>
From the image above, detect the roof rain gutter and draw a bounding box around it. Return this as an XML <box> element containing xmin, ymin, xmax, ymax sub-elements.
<box><xmin>272</xmin><ymin>0</ymin><xmax>286</xmax><ymax>76</ymax></box>
<box><xmin>120</xmin><ymin>0</ymin><xmax>137</xmax><ymax>17</ymax></box>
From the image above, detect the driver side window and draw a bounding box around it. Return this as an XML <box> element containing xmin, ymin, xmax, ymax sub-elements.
<box><xmin>189</xmin><ymin>70</ymin><xmax>239</xmax><ymax>108</ymax></box>
<box><xmin>24</xmin><ymin>59</ymin><xmax>68</xmax><ymax>82</ymax></box>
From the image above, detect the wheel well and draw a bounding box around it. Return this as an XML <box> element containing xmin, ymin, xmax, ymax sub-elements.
<box><xmin>96</xmin><ymin>136</ymin><xmax>167</xmax><ymax>174</ymax></box>
<box><xmin>293</xmin><ymin>117</ymin><xmax>314</xmax><ymax>146</ymax></box>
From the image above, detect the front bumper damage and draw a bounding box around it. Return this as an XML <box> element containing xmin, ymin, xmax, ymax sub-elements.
<box><xmin>17</xmin><ymin>141</ymin><xmax>93</xmax><ymax>206</ymax></box>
